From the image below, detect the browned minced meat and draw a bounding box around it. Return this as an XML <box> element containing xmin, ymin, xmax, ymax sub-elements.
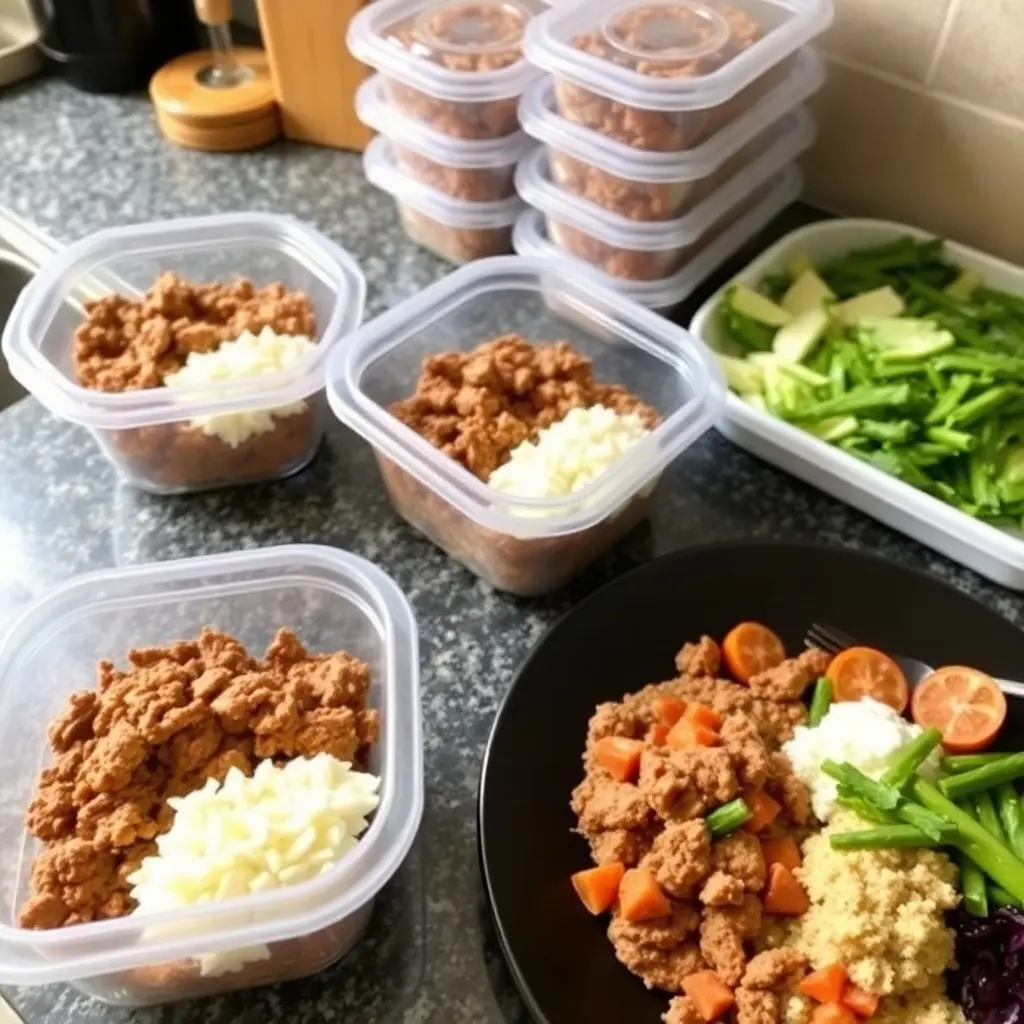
<box><xmin>20</xmin><ymin>628</ymin><xmax>377</xmax><ymax>930</ymax></box>
<box><xmin>747</xmin><ymin>649</ymin><xmax>831</xmax><ymax>703</ymax></box>
<box><xmin>572</xmin><ymin>632</ymin><xmax>816</xmax><ymax>1021</ymax></box>
<box><xmin>389</xmin><ymin>334</ymin><xmax>660</xmax><ymax>480</ymax></box>
<box><xmin>74</xmin><ymin>272</ymin><xmax>317</xmax><ymax>393</ymax></box>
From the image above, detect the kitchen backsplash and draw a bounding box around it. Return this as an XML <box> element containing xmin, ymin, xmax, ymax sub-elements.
<box><xmin>805</xmin><ymin>0</ymin><xmax>1024</xmax><ymax>263</ymax></box>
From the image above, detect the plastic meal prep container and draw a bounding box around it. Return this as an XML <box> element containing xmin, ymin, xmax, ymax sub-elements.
<box><xmin>325</xmin><ymin>255</ymin><xmax>726</xmax><ymax>596</ymax></box>
<box><xmin>512</xmin><ymin>164</ymin><xmax>803</xmax><ymax>313</ymax></box>
<box><xmin>0</xmin><ymin>544</ymin><xmax>422</xmax><ymax>1006</ymax></box>
<box><xmin>364</xmin><ymin>134</ymin><xmax>525</xmax><ymax>263</ymax></box>
<box><xmin>514</xmin><ymin>114</ymin><xmax>812</xmax><ymax>280</ymax></box>
<box><xmin>517</xmin><ymin>48</ymin><xmax>823</xmax><ymax>220</ymax></box>
<box><xmin>356</xmin><ymin>74</ymin><xmax>534</xmax><ymax>201</ymax></box>
<box><xmin>346</xmin><ymin>0</ymin><xmax>545</xmax><ymax>140</ymax></box>
<box><xmin>1</xmin><ymin>213</ymin><xmax>366</xmax><ymax>495</ymax></box>
<box><xmin>690</xmin><ymin>218</ymin><xmax>1024</xmax><ymax>591</ymax></box>
<box><xmin>523</xmin><ymin>0</ymin><xmax>833</xmax><ymax>152</ymax></box>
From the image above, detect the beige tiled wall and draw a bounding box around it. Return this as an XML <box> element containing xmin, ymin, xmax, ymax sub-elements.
<box><xmin>804</xmin><ymin>0</ymin><xmax>1024</xmax><ymax>264</ymax></box>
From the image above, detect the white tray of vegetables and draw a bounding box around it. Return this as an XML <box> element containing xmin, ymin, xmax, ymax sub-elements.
<box><xmin>690</xmin><ymin>218</ymin><xmax>1024</xmax><ymax>590</ymax></box>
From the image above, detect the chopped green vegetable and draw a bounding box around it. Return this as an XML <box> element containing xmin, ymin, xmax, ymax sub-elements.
<box><xmin>961</xmin><ymin>852</ymin><xmax>990</xmax><ymax>917</ymax></box>
<box><xmin>821</xmin><ymin>760</ymin><xmax>901</xmax><ymax>810</ymax></box>
<box><xmin>706</xmin><ymin>798</ymin><xmax>752</xmax><ymax>837</ymax></box>
<box><xmin>880</xmin><ymin>728</ymin><xmax>942</xmax><ymax>790</ymax></box>
<box><xmin>940</xmin><ymin>754</ymin><xmax>1024</xmax><ymax>801</ymax></box>
<box><xmin>830</xmin><ymin>825</ymin><xmax>940</xmax><ymax>850</ymax></box>
<box><xmin>943</xmin><ymin>753</ymin><xmax>1013</xmax><ymax>774</ymax></box>
<box><xmin>976</xmin><ymin>792</ymin><xmax>1009</xmax><ymax>844</ymax></box>
<box><xmin>713</xmin><ymin>237</ymin><xmax>1024</xmax><ymax>523</ymax></box>
<box><xmin>996</xmin><ymin>784</ymin><xmax>1024</xmax><ymax>859</ymax></box>
<box><xmin>989</xmin><ymin>885</ymin><xmax>1023</xmax><ymax>909</ymax></box>
<box><xmin>836</xmin><ymin>791</ymin><xmax>897</xmax><ymax>826</ymax></box>
<box><xmin>718</xmin><ymin>354</ymin><xmax>764</xmax><ymax>396</ymax></box>
<box><xmin>807</xmin><ymin>677</ymin><xmax>832</xmax><ymax>727</ymax></box>
<box><xmin>914</xmin><ymin>779</ymin><xmax>1024</xmax><ymax>904</ymax></box>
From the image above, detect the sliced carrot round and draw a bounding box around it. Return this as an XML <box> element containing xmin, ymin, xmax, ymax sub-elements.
<box><xmin>827</xmin><ymin>647</ymin><xmax>909</xmax><ymax>713</ymax></box>
<box><xmin>911</xmin><ymin>666</ymin><xmax>1007</xmax><ymax>753</ymax></box>
<box><xmin>722</xmin><ymin>622</ymin><xmax>786</xmax><ymax>684</ymax></box>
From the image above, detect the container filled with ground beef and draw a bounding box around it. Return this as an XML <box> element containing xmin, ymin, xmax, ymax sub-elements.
<box><xmin>364</xmin><ymin>135</ymin><xmax>525</xmax><ymax>263</ymax></box>
<box><xmin>347</xmin><ymin>0</ymin><xmax>544</xmax><ymax>141</ymax></box>
<box><xmin>517</xmin><ymin>52</ymin><xmax>822</xmax><ymax>221</ymax></box>
<box><xmin>514</xmin><ymin>143</ymin><xmax>808</xmax><ymax>281</ymax></box>
<box><xmin>523</xmin><ymin>0</ymin><xmax>832</xmax><ymax>152</ymax></box>
<box><xmin>0</xmin><ymin>544</ymin><xmax>422</xmax><ymax>1005</ymax></box>
<box><xmin>326</xmin><ymin>255</ymin><xmax>725</xmax><ymax>595</ymax></box>
<box><xmin>1</xmin><ymin>213</ymin><xmax>366</xmax><ymax>493</ymax></box>
<box><xmin>512</xmin><ymin>165</ymin><xmax>802</xmax><ymax>315</ymax></box>
<box><xmin>357</xmin><ymin>75</ymin><xmax>534</xmax><ymax>202</ymax></box>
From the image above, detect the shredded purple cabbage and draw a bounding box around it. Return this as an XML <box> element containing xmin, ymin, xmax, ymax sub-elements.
<box><xmin>951</xmin><ymin>907</ymin><xmax>1024</xmax><ymax>1023</ymax></box>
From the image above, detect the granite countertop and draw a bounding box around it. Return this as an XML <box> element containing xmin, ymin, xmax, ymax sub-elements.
<box><xmin>1</xmin><ymin>75</ymin><xmax>1022</xmax><ymax>1024</ymax></box>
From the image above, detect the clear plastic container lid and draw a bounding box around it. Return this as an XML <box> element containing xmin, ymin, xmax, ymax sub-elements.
<box><xmin>347</xmin><ymin>0</ymin><xmax>545</xmax><ymax>102</ymax></box>
<box><xmin>325</xmin><ymin>255</ymin><xmax>725</xmax><ymax>540</ymax></box>
<box><xmin>524</xmin><ymin>0</ymin><xmax>833</xmax><ymax>111</ymax></box>
<box><xmin>514</xmin><ymin>107</ymin><xmax>814</xmax><ymax>249</ymax></box>
<box><xmin>0</xmin><ymin>544</ymin><xmax>422</xmax><ymax>984</ymax></box>
<box><xmin>1</xmin><ymin>212</ymin><xmax>366</xmax><ymax>430</ymax></box>
<box><xmin>365</xmin><ymin>134</ymin><xmax>526</xmax><ymax>226</ymax></box>
<box><xmin>356</xmin><ymin>74</ymin><xmax>535</xmax><ymax>168</ymax></box>
<box><xmin>517</xmin><ymin>46</ymin><xmax>824</xmax><ymax>181</ymax></box>
<box><xmin>512</xmin><ymin>164</ymin><xmax>803</xmax><ymax>307</ymax></box>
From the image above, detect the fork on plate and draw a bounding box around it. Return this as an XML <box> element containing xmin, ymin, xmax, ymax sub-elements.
<box><xmin>805</xmin><ymin>621</ymin><xmax>1024</xmax><ymax>701</ymax></box>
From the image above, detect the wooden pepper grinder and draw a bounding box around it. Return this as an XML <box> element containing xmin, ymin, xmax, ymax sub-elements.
<box><xmin>150</xmin><ymin>0</ymin><xmax>281</xmax><ymax>152</ymax></box>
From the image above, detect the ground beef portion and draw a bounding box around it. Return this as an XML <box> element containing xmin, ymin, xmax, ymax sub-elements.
<box><xmin>747</xmin><ymin>649</ymin><xmax>830</xmax><ymax>703</ymax></box>
<box><xmin>389</xmin><ymin>334</ymin><xmax>660</xmax><ymax>481</ymax></box>
<box><xmin>20</xmin><ymin>628</ymin><xmax>377</xmax><ymax>930</ymax></box>
<box><xmin>571</xmin><ymin>629</ymin><xmax>814</xmax><ymax>1018</ymax></box>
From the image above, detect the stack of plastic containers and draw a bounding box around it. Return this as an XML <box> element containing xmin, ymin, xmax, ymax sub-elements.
<box><xmin>348</xmin><ymin>0</ymin><xmax>545</xmax><ymax>264</ymax></box>
<box><xmin>513</xmin><ymin>0</ymin><xmax>834</xmax><ymax>312</ymax></box>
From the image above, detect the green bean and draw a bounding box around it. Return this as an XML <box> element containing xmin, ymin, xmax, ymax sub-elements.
<box><xmin>940</xmin><ymin>753</ymin><xmax>1024</xmax><ymax>801</ymax></box>
<box><xmin>807</xmin><ymin>678</ymin><xmax>833</xmax><ymax>728</ymax></box>
<box><xmin>897</xmin><ymin>801</ymin><xmax>957</xmax><ymax>842</ymax></box>
<box><xmin>881</xmin><ymin>728</ymin><xmax>943</xmax><ymax>790</ymax></box>
<box><xmin>941</xmin><ymin>753</ymin><xmax>1012</xmax><ymax>774</ymax></box>
<box><xmin>822</xmin><ymin>761</ymin><xmax>900</xmax><ymax>810</ymax></box>
<box><xmin>975</xmin><ymin>792</ymin><xmax>1008</xmax><ymax>844</ymax></box>
<box><xmin>706</xmin><ymin>799</ymin><xmax>752</xmax><ymax>838</ymax></box>
<box><xmin>996</xmin><ymin>784</ymin><xmax>1024</xmax><ymax>859</ymax></box>
<box><xmin>830</xmin><ymin>825</ymin><xmax>941</xmax><ymax>850</ymax></box>
<box><xmin>913</xmin><ymin>779</ymin><xmax>1024</xmax><ymax>903</ymax></box>
<box><xmin>989</xmin><ymin>885</ymin><xmax>1023</xmax><ymax>909</ymax></box>
<box><xmin>960</xmin><ymin>853</ymin><xmax>990</xmax><ymax>917</ymax></box>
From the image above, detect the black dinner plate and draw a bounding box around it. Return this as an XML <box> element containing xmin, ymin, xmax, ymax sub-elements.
<box><xmin>478</xmin><ymin>541</ymin><xmax>1024</xmax><ymax>1024</ymax></box>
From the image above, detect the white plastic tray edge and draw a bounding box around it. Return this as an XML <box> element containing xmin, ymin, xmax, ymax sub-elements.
<box><xmin>690</xmin><ymin>217</ymin><xmax>1024</xmax><ymax>591</ymax></box>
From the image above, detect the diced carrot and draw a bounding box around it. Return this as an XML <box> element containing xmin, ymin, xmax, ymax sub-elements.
<box><xmin>648</xmin><ymin>724</ymin><xmax>670</xmax><ymax>746</ymax></box>
<box><xmin>619</xmin><ymin>868</ymin><xmax>672</xmax><ymax>923</ymax></box>
<box><xmin>666</xmin><ymin>718</ymin><xmax>719</xmax><ymax>750</ymax></box>
<box><xmin>760</xmin><ymin>835</ymin><xmax>802</xmax><ymax>873</ymax></box>
<box><xmin>744</xmin><ymin>790</ymin><xmax>783</xmax><ymax>833</ymax></box>
<box><xmin>652</xmin><ymin>694</ymin><xmax>687</xmax><ymax>728</ymax></box>
<box><xmin>763</xmin><ymin>862</ymin><xmax>810</xmax><ymax>916</ymax></box>
<box><xmin>594</xmin><ymin>736</ymin><xmax>644</xmax><ymax>782</ymax></box>
<box><xmin>684</xmin><ymin>701</ymin><xmax>723</xmax><ymax>731</ymax></box>
<box><xmin>571</xmin><ymin>862</ymin><xmax>625</xmax><ymax>915</ymax></box>
<box><xmin>681</xmin><ymin>971</ymin><xmax>736</xmax><ymax>1021</ymax></box>
<box><xmin>810</xmin><ymin>1005</ymin><xmax>858</xmax><ymax>1024</ymax></box>
<box><xmin>841</xmin><ymin>986</ymin><xmax>880</xmax><ymax>1018</ymax></box>
<box><xmin>798</xmin><ymin>963</ymin><xmax>849</xmax><ymax>1004</ymax></box>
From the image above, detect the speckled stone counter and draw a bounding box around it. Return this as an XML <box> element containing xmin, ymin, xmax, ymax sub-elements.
<box><xmin>0</xmin><ymin>76</ymin><xmax>1022</xmax><ymax>1024</ymax></box>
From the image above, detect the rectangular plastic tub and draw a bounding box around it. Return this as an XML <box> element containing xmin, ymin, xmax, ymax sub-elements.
<box><xmin>514</xmin><ymin>113</ymin><xmax>812</xmax><ymax>279</ymax></box>
<box><xmin>364</xmin><ymin>135</ymin><xmax>525</xmax><ymax>263</ymax></box>
<box><xmin>326</xmin><ymin>255</ymin><xmax>725</xmax><ymax>595</ymax></box>
<box><xmin>356</xmin><ymin>74</ymin><xmax>534</xmax><ymax>201</ymax></box>
<box><xmin>346</xmin><ymin>0</ymin><xmax>545</xmax><ymax>140</ymax></box>
<box><xmin>690</xmin><ymin>218</ymin><xmax>1024</xmax><ymax>591</ymax></box>
<box><xmin>524</xmin><ymin>0</ymin><xmax>832</xmax><ymax>152</ymax></box>
<box><xmin>512</xmin><ymin>164</ymin><xmax>802</xmax><ymax>313</ymax></box>
<box><xmin>1</xmin><ymin>213</ymin><xmax>366</xmax><ymax>495</ymax></box>
<box><xmin>517</xmin><ymin>48</ymin><xmax>823</xmax><ymax>220</ymax></box>
<box><xmin>0</xmin><ymin>544</ymin><xmax>422</xmax><ymax>1006</ymax></box>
